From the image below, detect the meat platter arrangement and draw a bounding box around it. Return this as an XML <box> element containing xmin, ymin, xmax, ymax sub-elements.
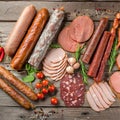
<box><xmin>0</xmin><ymin>4</ymin><xmax>120</xmax><ymax>112</ymax></box>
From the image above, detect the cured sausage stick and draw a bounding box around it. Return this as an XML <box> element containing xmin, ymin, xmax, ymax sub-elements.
<box><xmin>82</xmin><ymin>18</ymin><xmax>108</xmax><ymax>64</ymax></box>
<box><xmin>10</xmin><ymin>8</ymin><xmax>49</xmax><ymax>70</ymax></box>
<box><xmin>87</xmin><ymin>31</ymin><xmax>111</xmax><ymax>77</ymax></box>
<box><xmin>0</xmin><ymin>66</ymin><xmax>37</xmax><ymax>101</ymax></box>
<box><xmin>5</xmin><ymin>5</ymin><xmax>36</xmax><ymax>57</ymax></box>
<box><xmin>28</xmin><ymin>8</ymin><xmax>64</xmax><ymax>69</ymax></box>
<box><xmin>0</xmin><ymin>78</ymin><xmax>34</xmax><ymax>109</ymax></box>
<box><xmin>94</xmin><ymin>33</ymin><xmax>115</xmax><ymax>82</ymax></box>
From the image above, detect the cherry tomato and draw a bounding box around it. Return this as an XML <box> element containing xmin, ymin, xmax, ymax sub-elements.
<box><xmin>37</xmin><ymin>93</ymin><xmax>44</xmax><ymax>99</ymax></box>
<box><xmin>48</xmin><ymin>85</ymin><xmax>56</xmax><ymax>93</ymax></box>
<box><xmin>42</xmin><ymin>88</ymin><xmax>48</xmax><ymax>94</ymax></box>
<box><xmin>35</xmin><ymin>83</ymin><xmax>42</xmax><ymax>89</ymax></box>
<box><xmin>51</xmin><ymin>97</ymin><xmax>58</xmax><ymax>105</ymax></box>
<box><xmin>42</xmin><ymin>80</ymin><xmax>49</xmax><ymax>87</ymax></box>
<box><xmin>36</xmin><ymin>72</ymin><xmax>44</xmax><ymax>79</ymax></box>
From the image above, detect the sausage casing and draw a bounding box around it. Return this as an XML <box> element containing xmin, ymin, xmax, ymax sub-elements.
<box><xmin>10</xmin><ymin>8</ymin><xmax>49</xmax><ymax>70</ymax></box>
<box><xmin>5</xmin><ymin>5</ymin><xmax>36</xmax><ymax>57</ymax></box>
<box><xmin>87</xmin><ymin>31</ymin><xmax>111</xmax><ymax>77</ymax></box>
<box><xmin>28</xmin><ymin>8</ymin><xmax>64</xmax><ymax>69</ymax></box>
<box><xmin>0</xmin><ymin>66</ymin><xmax>37</xmax><ymax>101</ymax></box>
<box><xmin>0</xmin><ymin>78</ymin><xmax>34</xmax><ymax>109</ymax></box>
<box><xmin>82</xmin><ymin>18</ymin><xmax>108</xmax><ymax>64</ymax></box>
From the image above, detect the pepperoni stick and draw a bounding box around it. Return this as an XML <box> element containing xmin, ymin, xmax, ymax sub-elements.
<box><xmin>94</xmin><ymin>33</ymin><xmax>115</xmax><ymax>82</ymax></box>
<box><xmin>87</xmin><ymin>31</ymin><xmax>111</xmax><ymax>77</ymax></box>
<box><xmin>10</xmin><ymin>8</ymin><xmax>49</xmax><ymax>70</ymax></box>
<box><xmin>0</xmin><ymin>78</ymin><xmax>34</xmax><ymax>109</ymax></box>
<box><xmin>82</xmin><ymin>18</ymin><xmax>108</xmax><ymax>64</ymax></box>
<box><xmin>0</xmin><ymin>66</ymin><xmax>38</xmax><ymax>101</ymax></box>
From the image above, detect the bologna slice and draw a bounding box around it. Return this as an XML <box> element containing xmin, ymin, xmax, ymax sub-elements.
<box><xmin>69</xmin><ymin>16</ymin><xmax>94</xmax><ymax>43</ymax></box>
<box><xmin>5</xmin><ymin>5</ymin><xmax>36</xmax><ymax>57</ymax></box>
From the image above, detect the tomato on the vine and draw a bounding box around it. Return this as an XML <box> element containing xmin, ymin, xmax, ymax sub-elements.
<box><xmin>51</xmin><ymin>97</ymin><xmax>58</xmax><ymax>105</ymax></box>
<box><xmin>35</xmin><ymin>83</ymin><xmax>42</xmax><ymax>89</ymax></box>
<box><xmin>42</xmin><ymin>88</ymin><xmax>48</xmax><ymax>94</ymax></box>
<box><xmin>37</xmin><ymin>93</ymin><xmax>44</xmax><ymax>99</ymax></box>
<box><xmin>42</xmin><ymin>80</ymin><xmax>49</xmax><ymax>87</ymax></box>
<box><xmin>48</xmin><ymin>85</ymin><xmax>56</xmax><ymax>93</ymax></box>
<box><xmin>36</xmin><ymin>72</ymin><xmax>44</xmax><ymax>79</ymax></box>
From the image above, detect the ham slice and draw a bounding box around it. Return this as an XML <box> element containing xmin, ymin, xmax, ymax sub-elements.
<box><xmin>86</xmin><ymin>91</ymin><xmax>100</xmax><ymax>112</ymax></box>
<box><xmin>58</xmin><ymin>26</ymin><xmax>79</xmax><ymax>52</ymax></box>
<box><xmin>110</xmin><ymin>72</ymin><xmax>120</xmax><ymax>93</ymax></box>
<box><xmin>69</xmin><ymin>16</ymin><xmax>94</xmax><ymax>43</ymax></box>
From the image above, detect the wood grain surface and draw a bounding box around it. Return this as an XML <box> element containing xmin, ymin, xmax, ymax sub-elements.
<box><xmin>0</xmin><ymin>0</ymin><xmax>120</xmax><ymax>120</ymax></box>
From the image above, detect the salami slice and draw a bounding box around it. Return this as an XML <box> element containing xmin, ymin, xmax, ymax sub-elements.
<box><xmin>60</xmin><ymin>73</ymin><xmax>85</xmax><ymax>107</ymax></box>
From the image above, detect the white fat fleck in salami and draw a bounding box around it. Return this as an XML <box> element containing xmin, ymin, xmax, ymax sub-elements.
<box><xmin>28</xmin><ymin>9</ymin><xmax>64</xmax><ymax>69</ymax></box>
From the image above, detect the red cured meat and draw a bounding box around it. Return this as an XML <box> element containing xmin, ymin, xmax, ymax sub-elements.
<box><xmin>60</xmin><ymin>73</ymin><xmax>85</xmax><ymax>107</ymax></box>
<box><xmin>69</xmin><ymin>16</ymin><xmax>94</xmax><ymax>43</ymax></box>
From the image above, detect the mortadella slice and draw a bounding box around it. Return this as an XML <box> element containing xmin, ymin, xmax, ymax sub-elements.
<box><xmin>28</xmin><ymin>8</ymin><xmax>64</xmax><ymax>69</ymax></box>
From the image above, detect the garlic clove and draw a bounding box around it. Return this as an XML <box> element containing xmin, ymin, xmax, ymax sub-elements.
<box><xmin>66</xmin><ymin>66</ymin><xmax>74</xmax><ymax>74</ymax></box>
<box><xmin>73</xmin><ymin>62</ymin><xmax>80</xmax><ymax>69</ymax></box>
<box><xmin>68</xmin><ymin>57</ymin><xmax>76</xmax><ymax>66</ymax></box>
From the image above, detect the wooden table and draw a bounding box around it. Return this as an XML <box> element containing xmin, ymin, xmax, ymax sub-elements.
<box><xmin>0</xmin><ymin>0</ymin><xmax>120</xmax><ymax>120</ymax></box>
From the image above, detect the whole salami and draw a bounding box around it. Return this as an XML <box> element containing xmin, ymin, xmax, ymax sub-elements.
<box><xmin>28</xmin><ymin>8</ymin><xmax>64</xmax><ymax>69</ymax></box>
<box><xmin>60</xmin><ymin>73</ymin><xmax>85</xmax><ymax>107</ymax></box>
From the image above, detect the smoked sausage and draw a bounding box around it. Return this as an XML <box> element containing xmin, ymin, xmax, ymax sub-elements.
<box><xmin>87</xmin><ymin>31</ymin><xmax>111</xmax><ymax>77</ymax></box>
<box><xmin>5</xmin><ymin>5</ymin><xmax>36</xmax><ymax>57</ymax></box>
<box><xmin>82</xmin><ymin>18</ymin><xmax>108</xmax><ymax>64</ymax></box>
<box><xmin>10</xmin><ymin>8</ymin><xmax>49</xmax><ymax>70</ymax></box>
<box><xmin>0</xmin><ymin>78</ymin><xmax>34</xmax><ymax>109</ymax></box>
<box><xmin>94</xmin><ymin>33</ymin><xmax>115</xmax><ymax>82</ymax></box>
<box><xmin>0</xmin><ymin>66</ymin><xmax>38</xmax><ymax>101</ymax></box>
<box><xmin>28</xmin><ymin>8</ymin><xmax>64</xmax><ymax>69</ymax></box>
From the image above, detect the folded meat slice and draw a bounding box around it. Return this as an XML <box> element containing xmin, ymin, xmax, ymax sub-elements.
<box><xmin>94</xmin><ymin>83</ymin><xmax>112</xmax><ymax>105</ymax></box>
<box><xmin>98</xmin><ymin>82</ymin><xmax>115</xmax><ymax>102</ymax></box>
<box><xmin>86</xmin><ymin>91</ymin><xmax>100</xmax><ymax>112</ymax></box>
<box><xmin>104</xmin><ymin>82</ymin><xmax>115</xmax><ymax>98</ymax></box>
<box><xmin>92</xmin><ymin>84</ymin><xmax>111</xmax><ymax>108</ymax></box>
<box><xmin>44</xmin><ymin>48</ymin><xmax>66</xmax><ymax>64</ymax></box>
<box><xmin>89</xmin><ymin>87</ymin><xmax>105</xmax><ymax>110</ymax></box>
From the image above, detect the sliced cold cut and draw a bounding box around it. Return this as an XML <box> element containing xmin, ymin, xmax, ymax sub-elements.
<box><xmin>60</xmin><ymin>73</ymin><xmax>85</xmax><ymax>107</ymax></box>
<box><xmin>10</xmin><ymin>8</ymin><xmax>49</xmax><ymax>70</ymax></box>
<box><xmin>28</xmin><ymin>8</ymin><xmax>64</xmax><ymax>69</ymax></box>
<box><xmin>5</xmin><ymin>5</ymin><xmax>37</xmax><ymax>57</ymax></box>
<box><xmin>86</xmin><ymin>91</ymin><xmax>100</xmax><ymax>112</ymax></box>
<box><xmin>69</xmin><ymin>16</ymin><xmax>94</xmax><ymax>43</ymax></box>
<box><xmin>58</xmin><ymin>26</ymin><xmax>80</xmax><ymax>52</ymax></box>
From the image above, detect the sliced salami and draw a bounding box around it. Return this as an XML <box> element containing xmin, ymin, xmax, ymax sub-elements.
<box><xmin>60</xmin><ymin>73</ymin><xmax>85</xmax><ymax>107</ymax></box>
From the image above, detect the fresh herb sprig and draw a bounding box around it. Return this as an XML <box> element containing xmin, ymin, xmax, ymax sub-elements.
<box><xmin>50</xmin><ymin>43</ymin><xmax>61</xmax><ymax>48</ymax></box>
<box><xmin>108</xmin><ymin>38</ymin><xmax>118</xmax><ymax>72</ymax></box>
<box><xmin>74</xmin><ymin>44</ymin><xmax>88</xmax><ymax>84</ymax></box>
<box><xmin>22</xmin><ymin>63</ymin><xmax>38</xmax><ymax>83</ymax></box>
<box><xmin>80</xmin><ymin>60</ymin><xmax>88</xmax><ymax>85</ymax></box>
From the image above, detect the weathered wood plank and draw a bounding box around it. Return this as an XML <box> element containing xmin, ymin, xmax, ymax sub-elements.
<box><xmin>0</xmin><ymin>1</ymin><xmax>119</xmax><ymax>21</ymax></box>
<box><xmin>1</xmin><ymin>106</ymin><xmax>120</xmax><ymax>120</ymax></box>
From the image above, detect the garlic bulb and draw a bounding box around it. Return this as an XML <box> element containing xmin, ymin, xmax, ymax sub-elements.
<box><xmin>66</xmin><ymin>66</ymin><xmax>74</xmax><ymax>74</ymax></box>
<box><xmin>73</xmin><ymin>62</ymin><xmax>80</xmax><ymax>69</ymax></box>
<box><xmin>68</xmin><ymin>57</ymin><xmax>76</xmax><ymax>66</ymax></box>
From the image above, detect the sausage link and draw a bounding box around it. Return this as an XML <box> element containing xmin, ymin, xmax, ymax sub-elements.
<box><xmin>113</xmin><ymin>18</ymin><xmax>119</xmax><ymax>29</ymax></box>
<box><xmin>5</xmin><ymin>5</ymin><xmax>36</xmax><ymax>57</ymax></box>
<box><xmin>94</xmin><ymin>33</ymin><xmax>115</xmax><ymax>82</ymax></box>
<box><xmin>82</xmin><ymin>18</ymin><xmax>108</xmax><ymax>64</ymax></box>
<box><xmin>0</xmin><ymin>66</ymin><xmax>38</xmax><ymax>101</ymax></box>
<box><xmin>10</xmin><ymin>8</ymin><xmax>49</xmax><ymax>70</ymax></box>
<box><xmin>0</xmin><ymin>78</ymin><xmax>34</xmax><ymax>109</ymax></box>
<box><xmin>116</xmin><ymin>28</ymin><xmax>120</xmax><ymax>49</ymax></box>
<box><xmin>87</xmin><ymin>31</ymin><xmax>111</xmax><ymax>77</ymax></box>
<box><xmin>28</xmin><ymin>8</ymin><xmax>64</xmax><ymax>69</ymax></box>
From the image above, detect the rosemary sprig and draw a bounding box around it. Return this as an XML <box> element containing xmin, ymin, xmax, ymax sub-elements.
<box><xmin>50</xmin><ymin>43</ymin><xmax>61</xmax><ymax>48</ymax></box>
<box><xmin>80</xmin><ymin>59</ymin><xmax>88</xmax><ymax>85</ymax></box>
<box><xmin>108</xmin><ymin>37</ymin><xmax>118</xmax><ymax>72</ymax></box>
